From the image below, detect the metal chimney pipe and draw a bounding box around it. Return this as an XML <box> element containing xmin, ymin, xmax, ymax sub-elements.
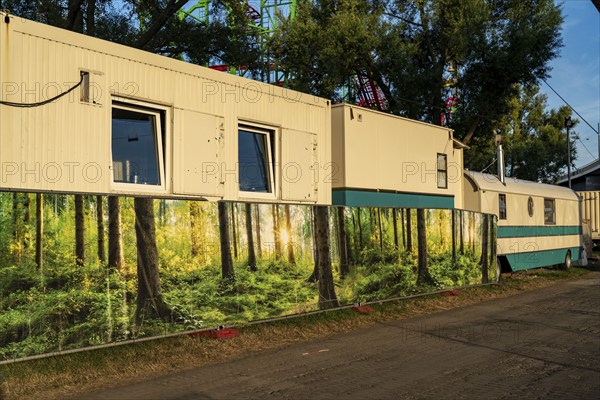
<box><xmin>495</xmin><ymin>133</ymin><xmax>505</xmax><ymax>184</ymax></box>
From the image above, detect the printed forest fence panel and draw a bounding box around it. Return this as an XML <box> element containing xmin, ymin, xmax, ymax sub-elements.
<box><xmin>0</xmin><ymin>193</ymin><xmax>496</xmax><ymax>361</ymax></box>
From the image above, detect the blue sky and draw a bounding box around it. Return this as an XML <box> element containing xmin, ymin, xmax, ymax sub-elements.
<box><xmin>540</xmin><ymin>1</ymin><xmax>600</xmax><ymax>169</ymax></box>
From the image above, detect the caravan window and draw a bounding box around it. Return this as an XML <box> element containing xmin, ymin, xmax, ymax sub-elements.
<box><xmin>544</xmin><ymin>198</ymin><xmax>556</xmax><ymax>225</ymax></box>
<box><xmin>238</xmin><ymin>125</ymin><xmax>276</xmax><ymax>198</ymax></box>
<box><xmin>111</xmin><ymin>102</ymin><xmax>165</xmax><ymax>189</ymax></box>
<box><xmin>437</xmin><ymin>153</ymin><xmax>448</xmax><ymax>189</ymax></box>
<box><xmin>499</xmin><ymin>194</ymin><xmax>507</xmax><ymax>220</ymax></box>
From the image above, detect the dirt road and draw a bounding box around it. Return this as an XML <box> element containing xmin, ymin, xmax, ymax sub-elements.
<box><xmin>83</xmin><ymin>272</ymin><xmax>600</xmax><ymax>399</ymax></box>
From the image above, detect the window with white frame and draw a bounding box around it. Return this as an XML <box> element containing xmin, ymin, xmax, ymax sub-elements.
<box><xmin>111</xmin><ymin>102</ymin><xmax>166</xmax><ymax>189</ymax></box>
<box><xmin>238</xmin><ymin>125</ymin><xmax>276</xmax><ymax>197</ymax></box>
<box><xmin>437</xmin><ymin>153</ymin><xmax>448</xmax><ymax>189</ymax></box>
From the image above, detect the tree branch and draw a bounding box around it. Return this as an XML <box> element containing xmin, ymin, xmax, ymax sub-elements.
<box><xmin>134</xmin><ymin>0</ymin><xmax>189</xmax><ymax>50</ymax></box>
<box><xmin>462</xmin><ymin>117</ymin><xmax>481</xmax><ymax>144</ymax></box>
<box><xmin>66</xmin><ymin>0</ymin><xmax>85</xmax><ymax>31</ymax></box>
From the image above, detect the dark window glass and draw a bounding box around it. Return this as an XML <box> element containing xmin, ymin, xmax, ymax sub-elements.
<box><xmin>528</xmin><ymin>197</ymin><xmax>534</xmax><ymax>217</ymax></box>
<box><xmin>238</xmin><ymin>129</ymin><xmax>272</xmax><ymax>193</ymax></box>
<box><xmin>544</xmin><ymin>198</ymin><xmax>555</xmax><ymax>225</ymax></box>
<box><xmin>499</xmin><ymin>194</ymin><xmax>507</xmax><ymax>220</ymax></box>
<box><xmin>112</xmin><ymin>107</ymin><xmax>161</xmax><ymax>185</ymax></box>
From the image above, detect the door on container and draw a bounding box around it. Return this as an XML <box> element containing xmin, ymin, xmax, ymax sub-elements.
<box><xmin>173</xmin><ymin>109</ymin><xmax>223</xmax><ymax>197</ymax></box>
<box><xmin>281</xmin><ymin>129</ymin><xmax>317</xmax><ymax>202</ymax></box>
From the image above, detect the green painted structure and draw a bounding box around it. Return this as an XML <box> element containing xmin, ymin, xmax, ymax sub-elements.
<box><xmin>332</xmin><ymin>189</ymin><xmax>455</xmax><ymax>209</ymax></box>
<box><xmin>505</xmin><ymin>247</ymin><xmax>580</xmax><ymax>271</ymax></box>
<box><xmin>497</xmin><ymin>225</ymin><xmax>582</xmax><ymax>238</ymax></box>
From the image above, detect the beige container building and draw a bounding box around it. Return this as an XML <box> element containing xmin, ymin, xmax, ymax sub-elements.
<box><xmin>577</xmin><ymin>191</ymin><xmax>600</xmax><ymax>245</ymax></box>
<box><xmin>331</xmin><ymin>104</ymin><xmax>466</xmax><ymax>209</ymax></box>
<box><xmin>0</xmin><ymin>12</ymin><xmax>331</xmax><ymax>204</ymax></box>
<box><xmin>463</xmin><ymin>171</ymin><xmax>581</xmax><ymax>271</ymax></box>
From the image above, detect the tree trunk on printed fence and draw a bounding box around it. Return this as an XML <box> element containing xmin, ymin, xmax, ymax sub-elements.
<box><xmin>284</xmin><ymin>205</ymin><xmax>296</xmax><ymax>265</ymax></box>
<box><xmin>471</xmin><ymin>213</ymin><xmax>476</xmax><ymax>254</ymax></box>
<box><xmin>12</xmin><ymin>192</ymin><xmax>18</xmax><ymax>241</ymax></box>
<box><xmin>190</xmin><ymin>201</ymin><xmax>202</xmax><ymax>257</ymax></box>
<box><xmin>218</xmin><ymin>202</ymin><xmax>235</xmax><ymax>280</ymax></box>
<box><xmin>481</xmin><ymin>214</ymin><xmax>489</xmax><ymax>284</ymax></box>
<box><xmin>307</xmin><ymin>207</ymin><xmax>319</xmax><ymax>283</ymax></box>
<box><xmin>96</xmin><ymin>195</ymin><xmax>105</xmax><ymax>263</ymax></box>
<box><xmin>11</xmin><ymin>193</ymin><xmax>23</xmax><ymax>262</ymax></box>
<box><xmin>23</xmin><ymin>194</ymin><xmax>30</xmax><ymax>249</ymax></box>
<box><xmin>75</xmin><ymin>194</ymin><xmax>85</xmax><ymax>267</ymax></box>
<box><xmin>459</xmin><ymin>211</ymin><xmax>464</xmax><ymax>255</ymax></box>
<box><xmin>231</xmin><ymin>204</ymin><xmax>238</xmax><ymax>260</ymax></box>
<box><xmin>272</xmin><ymin>204</ymin><xmax>282</xmax><ymax>260</ymax></box>
<box><xmin>401</xmin><ymin>209</ymin><xmax>406</xmax><ymax>249</ymax></box>
<box><xmin>451</xmin><ymin>209</ymin><xmax>456</xmax><ymax>267</ymax></box>
<box><xmin>345</xmin><ymin>223</ymin><xmax>353</xmax><ymax>266</ymax></box>
<box><xmin>245</xmin><ymin>203</ymin><xmax>257</xmax><ymax>271</ymax></box>
<box><xmin>158</xmin><ymin>199</ymin><xmax>167</xmax><ymax>227</ymax></box>
<box><xmin>314</xmin><ymin>206</ymin><xmax>339</xmax><ymax>309</ymax></box>
<box><xmin>369</xmin><ymin>209</ymin><xmax>375</xmax><ymax>244</ymax></box>
<box><xmin>392</xmin><ymin>208</ymin><xmax>399</xmax><ymax>250</ymax></box>
<box><xmin>108</xmin><ymin>196</ymin><xmax>124</xmax><ymax>272</ymax></box>
<box><xmin>377</xmin><ymin>208</ymin><xmax>384</xmax><ymax>254</ymax></box>
<box><xmin>337</xmin><ymin>207</ymin><xmax>349</xmax><ymax>278</ymax></box>
<box><xmin>23</xmin><ymin>194</ymin><xmax>30</xmax><ymax>224</ymax></box>
<box><xmin>357</xmin><ymin>208</ymin><xmax>363</xmax><ymax>248</ymax></box>
<box><xmin>35</xmin><ymin>193</ymin><xmax>44</xmax><ymax>272</ymax></box>
<box><xmin>134</xmin><ymin>197</ymin><xmax>171</xmax><ymax>323</ymax></box>
<box><xmin>489</xmin><ymin>216</ymin><xmax>496</xmax><ymax>281</ymax></box>
<box><xmin>350</xmin><ymin>210</ymin><xmax>357</xmax><ymax>264</ymax></box>
<box><xmin>255</xmin><ymin>204</ymin><xmax>262</xmax><ymax>258</ymax></box>
<box><xmin>406</xmin><ymin>209</ymin><xmax>413</xmax><ymax>253</ymax></box>
<box><xmin>416</xmin><ymin>209</ymin><xmax>434</xmax><ymax>286</ymax></box>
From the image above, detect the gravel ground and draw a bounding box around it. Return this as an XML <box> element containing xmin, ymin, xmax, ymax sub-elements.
<box><xmin>81</xmin><ymin>272</ymin><xmax>600</xmax><ymax>400</ymax></box>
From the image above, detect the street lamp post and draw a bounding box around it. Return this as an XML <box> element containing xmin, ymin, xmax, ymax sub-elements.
<box><xmin>565</xmin><ymin>116</ymin><xmax>574</xmax><ymax>189</ymax></box>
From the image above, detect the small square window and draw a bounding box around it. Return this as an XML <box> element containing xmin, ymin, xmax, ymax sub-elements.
<box><xmin>544</xmin><ymin>198</ymin><xmax>555</xmax><ymax>225</ymax></box>
<box><xmin>238</xmin><ymin>126</ymin><xmax>276</xmax><ymax>197</ymax></box>
<box><xmin>111</xmin><ymin>102</ymin><xmax>166</xmax><ymax>190</ymax></box>
<box><xmin>437</xmin><ymin>153</ymin><xmax>447</xmax><ymax>189</ymax></box>
<box><xmin>499</xmin><ymin>194</ymin><xmax>507</xmax><ymax>220</ymax></box>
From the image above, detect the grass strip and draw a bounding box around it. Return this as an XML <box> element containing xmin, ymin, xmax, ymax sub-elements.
<box><xmin>0</xmin><ymin>266</ymin><xmax>594</xmax><ymax>400</ymax></box>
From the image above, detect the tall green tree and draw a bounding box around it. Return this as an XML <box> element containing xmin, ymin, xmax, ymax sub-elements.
<box><xmin>270</xmin><ymin>0</ymin><xmax>563</xmax><ymax>155</ymax></box>
<box><xmin>487</xmin><ymin>84</ymin><xmax>576</xmax><ymax>183</ymax></box>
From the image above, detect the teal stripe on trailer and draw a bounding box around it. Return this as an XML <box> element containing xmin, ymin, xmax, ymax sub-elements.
<box><xmin>332</xmin><ymin>189</ymin><xmax>454</xmax><ymax>209</ymax></box>
<box><xmin>505</xmin><ymin>247</ymin><xmax>580</xmax><ymax>271</ymax></box>
<box><xmin>497</xmin><ymin>225</ymin><xmax>582</xmax><ymax>238</ymax></box>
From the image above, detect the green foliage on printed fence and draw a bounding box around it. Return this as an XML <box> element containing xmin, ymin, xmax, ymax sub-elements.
<box><xmin>0</xmin><ymin>194</ymin><xmax>494</xmax><ymax>360</ymax></box>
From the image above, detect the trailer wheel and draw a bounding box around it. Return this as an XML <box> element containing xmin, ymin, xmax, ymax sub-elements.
<box><xmin>561</xmin><ymin>251</ymin><xmax>572</xmax><ymax>270</ymax></box>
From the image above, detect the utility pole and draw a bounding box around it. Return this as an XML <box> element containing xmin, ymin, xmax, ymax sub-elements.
<box><xmin>565</xmin><ymin>116</ymin><xmax>574</xmax><ymax>189</ymax></box>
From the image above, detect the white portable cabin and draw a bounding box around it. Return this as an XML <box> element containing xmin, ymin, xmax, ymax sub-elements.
<box><xmin>0</xmin><ymin>13</ymin><xmax>331</xmax><ymax>204</ymax></box>
<box><xmin>577</xmin><ymin>191</ymin><xmax>600</xmax><ymax>245</ymax></box>
<box><xmin>463</xmin><ymin>171</ymin><xmax>582</xmax><ymax>271</ymax></box>
<box><xmin>331</xmin><ymin>104</ymin><xmax>467</xmax><ymax>208</ymax></box>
